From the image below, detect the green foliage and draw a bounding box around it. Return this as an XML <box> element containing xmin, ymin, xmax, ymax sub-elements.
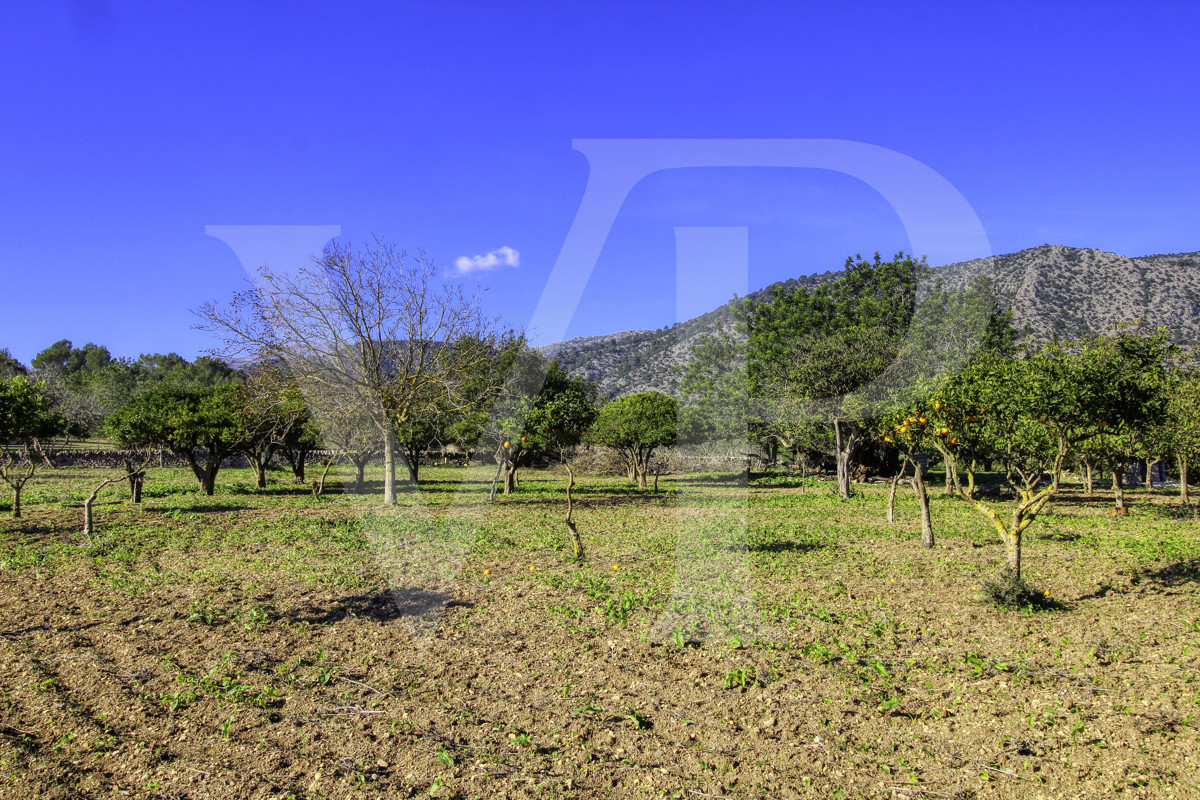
<box><xmin>742</xmin><ymin>252</ymin><xmax>927</xmax><ymax>398</ymax></box>
<box><xmin>1162</xmin><ymin>358</ymin><xmax>1200</xmax><ymax>461</ymax></box>
<box><xmin>0</xmin><ymin>376</ymin><xmax>65</xmax><ymax>445</ymax></box>
<box><xmin>734</xmin><ymin>252</ymin><xmax>933</xmax><ymax>494</ymax></box>
<box><xmin>586</xmin><ymin>391</ymin><xmax>677</xmax><ymax>486</ymax></box>
<box><xmin>32</xmin><ymin>339</ymin><xmax>112</xmax><ymax>374</ymax></box>
<box><xmin>0</xmin><ymin>375</ymin><xmax>66</xmax><ymax>516</ymax></box>
<box><xmin>678</xmin><ymin>323</ymin><xmax>751</xmax><ymax>444</ymax></box>
<box><xmin>1039</xmin><ymin>326</ymin><xmax>1175</xmax><ymax>460</ymax></box>
<box><xmin>107</xmin><ymin>384</ymin><xmax>244</xmax><ymax>494</ymax></box>
<box><xmin>489</xmin><ymin>354</ymin><xmax>599</xmax><ymax>488</ymax></box>
<box><xmin>0</xmin><ymin>349</ymin><xmax>28</xmax><ymax>379</ymax></box>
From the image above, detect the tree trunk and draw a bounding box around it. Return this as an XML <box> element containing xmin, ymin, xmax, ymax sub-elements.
<box><xmin>12</xmin><ymin>484</ymin><xmax>21</xmax><ymax>519</ymax></box>
<box><xmin>886</xmin><ymin>465</ymin><xmax>903</xmax><ymax>524</ymax></box>
<box><xmin>1083</xmin><ymin>458</ymin><xmax>1093</xmax><ymax>496</ymax></box>
<box><xmin>564</xmin><ymin>462</ymin><xmax>583</xmax><ymax>561</ymax></box>
<box><xmin>503</xmin><ymin>462</ymin><xmax>516</xmax><ymax>495</ymax></box>
<box><xmin>912</xmin><ymin>459</ymin><xmax>934</xmax><ymax>549</ymax></box>
<box><xmin>312</xmin><ymin>456</ymin><xmax>336</xmax><ymax>496</ymax></box>
<box><xmin>83</xmin><ymin>497</ymin><xmax>94</xmax><ymax>539</ymax></box>
<box><xmin>382</xmin><ymin>435</ymin><xmax>397</xmax><ymax>506</ymax></box>
<box><xmin>834</xmin><ymin>418</ymin><xmax>855</xmax><ymax>500</ymax></box>
<box><xmin>1145</xmin><ymin>458</ymin><xmax>1158</xmax><ymax>492</ymax></box>
<box><xmin>203</xmin><ymin>460</ymin><xmax>219</xmax><ymax>496</ymax></box>
<box><xmin>1180</xmin><ymin>454</ymin><xmax>1190</xmax><ymax>505</ymax></box>
<box><xmin>352</xmin><ymin>459</ymin><xmax>367</xmax><ymax>493</ymax></box>
<box><xmin>403</xmin><ymin>448</ymin><xmax>419</xmax><ymax>483</ymax></box>
<box><xmin>249</xmin><ymin>456</ymin><xmax>267</xmax><ymax>489</ymax></box>
<box><xmin>1112</xmin><ymin>469</ymin><xmax>1127</xmax><ymax>515</ymax></box>
<box><xmin>637</xmin><ymin>465</ymin><xmax>648</xmax><ymax>489</ymax></box>
<box><xmin>184</xmin><ymin>451</ymin><xmax>219</xmax><ymax>496</ymax></box>
<box><xmin>1004</xmin><ymin>529</ymin><xmax>1022</xmax><ymax>579</ymax></box>
<box><xmin>283</xmin><ymin>448</ymin><xmax>309</xmax><ymax>483</ymax></box>
<box><xmin>124</xmin><ymin>459</ymin><xmax>144</xmax><ymax>504</ymax></box>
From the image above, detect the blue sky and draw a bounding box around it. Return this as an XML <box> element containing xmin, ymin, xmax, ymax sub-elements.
<box><xmin>2</xmin><ymin>1</ymin><xmax>1198</xmax><ymax>365</ymax></box>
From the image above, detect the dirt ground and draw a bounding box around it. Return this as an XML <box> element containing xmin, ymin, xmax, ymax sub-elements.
<box><xmin>2</xmin><ymin>466</ymin><xmax>1199</xmax><ymax>799</ymax></box>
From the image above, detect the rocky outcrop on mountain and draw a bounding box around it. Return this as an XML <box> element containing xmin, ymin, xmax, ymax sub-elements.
<box><xmin>935</xmin><ymin>245</ymin><xmax>1200</xmax><ymax>343</ymax></box>
<box><xmin>539</xmin><ymin>245</ymin><xmax>1200</xmax><ymax>398</ymax></box>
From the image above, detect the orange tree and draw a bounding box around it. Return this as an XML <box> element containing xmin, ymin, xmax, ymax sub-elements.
<box><xmin>491</xmin><ymin>358</ymin><xmax>597</xmax><ymax>495</ymax></box>
<box><xmin>107</xmin><ymin>384</ymin><xmax>245</xmax><ymax>496</ymax></box>
<box><xmin>875</xmin><ymin>407</ymin><xmax>939</xmax><ymax>547</ymax></box>
<box><xmin>1161</xmin><ymin>356</ymin><xmax>1200</xmax><ymax>504</ymax></box>
<box><xmin>1046</xmin><ymin>328</ymin><xmax>1175</xmax><ymax>513</ymax></box>
<box><xmin>924</xmin><ymin>351</ymin><xmax>1057</xmax><ymax>579</ymax></box>
<box><xmin>586</xmin><ymin>391</ymin><xmax>678</xmax><ymax>489</ymax></box>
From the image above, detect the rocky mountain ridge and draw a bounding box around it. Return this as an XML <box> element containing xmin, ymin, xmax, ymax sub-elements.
<box><xmin>537</xmin><ymin>245</ymin><xmax>1200</xmax><ymax>398</ymax></box>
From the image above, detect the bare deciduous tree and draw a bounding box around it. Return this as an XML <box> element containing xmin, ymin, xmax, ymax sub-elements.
<box><xmin>197</xmin><ymin>238</ymin><xmax>513</xmax><ymax>505</ymax></box>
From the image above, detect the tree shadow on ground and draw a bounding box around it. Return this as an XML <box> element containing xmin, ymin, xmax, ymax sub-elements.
<box><xmin>1128</xmin><ymin>560</ymin><xmax>1200</xmax><ymax>588</ymax></box>
<box><xmin>1036</xmin><ymin>530</ymin><xmax>1085</xmax><ymax>543</ymax></box>
<box><xmin>226</xmin><ymin>483</ymin><xmax>315</xmax><ymax>498</ymax></box>
<box><xmin>748</xmin><ymin>539</ymin><xmax>828</xmax><ymax>554</ymax></box>
<box><xmin>0</xmin><ymin>620</ymin><xmax>105</xmax><ymax>638</ymax></box>
<box><xmin>287</xmin><ymin>590</ymin><xmax>474</xmax><ymax>626</ymax></box>
<box><xmin>0</xmin><ymin>522</ymin><xmax>68</xmax><ymax>538</ymax></box>
<box><xmin>1138</xmin><ymin>503</ymin><xmax>1199</xmax><ymax>521</ymax></box>
<box><xmin>145</xmin><ymin>504</ymin><xmax>255</xmax><ymax>515</ymax></box>
<box><xmin>677</xmin><ymin>474</ymin><xmax>751</xmax><ymax>488</ymax></box>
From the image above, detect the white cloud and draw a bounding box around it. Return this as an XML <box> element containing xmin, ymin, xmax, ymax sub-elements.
<box><xmin>454</xmin><ymin>245</ymin><xmax>520</xmax><ymax>275</ymax></box>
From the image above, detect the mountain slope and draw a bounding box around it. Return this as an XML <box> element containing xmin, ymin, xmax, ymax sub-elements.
<box><xmin>538</xmin><ymin>245</ymin><xmax>1200</xmax><ymax>398</ymax></box>
<box><xmin>934</xmin><ymin>245</ymin><xmax>1200</xmax><ymax>343</ymax></box>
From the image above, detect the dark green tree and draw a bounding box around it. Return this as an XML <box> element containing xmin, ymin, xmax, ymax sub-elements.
<box><xmin>0</xmin><ymin>376</ymin><xmax>66</xmax><ymax>517</ymax></box>
<box><xmin>1161</xmin><ymin>356</ymin><xmax>1200</xmax><ymax>504</ymax></box>
<box><xmin>586</xmin><ymin>391</ymin><xmax>678</xmax><ymax>488</ymax></box>
<box><xmin>107</xmin><ymin>385</ymin><xmax>244</xmax><ymax>495</ymax></box>
<box><xmin>0</xmin><ymin>349</ymin><xmax>28</xmax><ymax>379</ymax></box>
<box><xmin>491</xmin><ymin>357</ymin><xmax>598</xmax><ymax>495</ymax></box>
<box><xmin>1040</xmin><ymin>327</ymin><xmax>1175</xmax><ymax>513</ymax></box>
<box><xmin>741</xmin><ymin>252</ymin><xmax>928</xmax><ymax>498</ymax></box>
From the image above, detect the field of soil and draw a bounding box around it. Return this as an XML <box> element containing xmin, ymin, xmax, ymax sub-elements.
<box><xmin>2</xmin><ymin>464</ymin><xmax>1199</xmax><ymax>799</ymax></box>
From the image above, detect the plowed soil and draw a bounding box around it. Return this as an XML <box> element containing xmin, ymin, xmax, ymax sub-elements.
<box><xmin>2</xmin><ymin>466</ymin><xmax>1199</xmax><ymax>799</ymax></box>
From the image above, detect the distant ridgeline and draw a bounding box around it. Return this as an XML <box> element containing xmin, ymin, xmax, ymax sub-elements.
<box><xmin>537</xmin><ymin>245</ymin><xmax>1200</xmax><ymax>399</ymax></box>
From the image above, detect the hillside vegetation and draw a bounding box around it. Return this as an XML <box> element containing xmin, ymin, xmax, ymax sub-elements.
<box><xmin>542</xmin><ymin>245</ymin><xmax>1200</xmax><ymax>397</ymax></box>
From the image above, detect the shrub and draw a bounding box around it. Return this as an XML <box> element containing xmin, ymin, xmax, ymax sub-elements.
<box><xmin>979</xmin><ymin>569</ymin><xmax>1048</xmax><ymax>609</ymax></box>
